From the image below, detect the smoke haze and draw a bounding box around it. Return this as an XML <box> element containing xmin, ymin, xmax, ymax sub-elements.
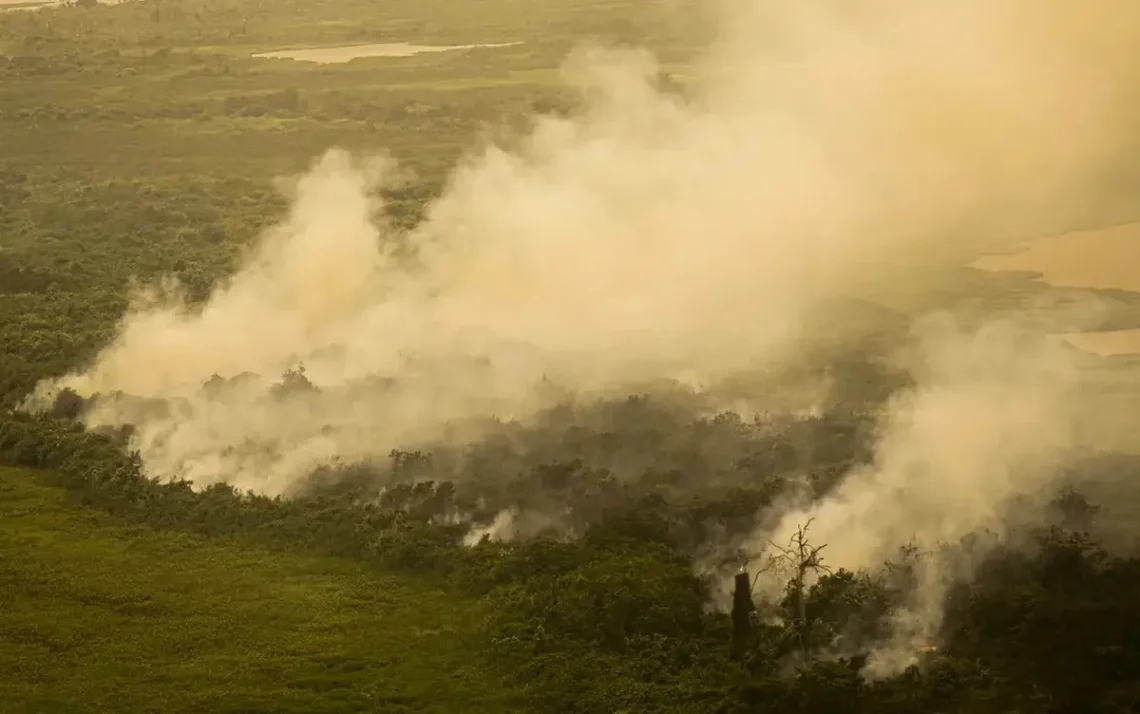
<box><xmin>746</xmin><ymin>316</ymin><xmax>1081</xmax><ymax>673</ymax></box>
<box><xmin>28</xmin><ymin>0</ymin><xmax>1140</xmax><ymax>670</ymax></box>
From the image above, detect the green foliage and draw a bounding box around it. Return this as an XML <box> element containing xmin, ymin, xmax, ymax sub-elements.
<box><xmin>4</xmin><ymin>413</ymin><xmax>1140</xmax><ymax>713</ymax></box>
<box><xmin>0</xmin><ymin>466</ymin><xmax>522</xmax><ymax>713</ymax></box>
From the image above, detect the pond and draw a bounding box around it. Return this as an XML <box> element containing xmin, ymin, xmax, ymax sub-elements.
<box><xmin>252</xmin><ymin>42</ymin><xmax>521</xmax><ymax>64</ymax></box>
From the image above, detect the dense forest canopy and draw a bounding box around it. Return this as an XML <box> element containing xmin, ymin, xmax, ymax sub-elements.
<box><xmin>3</xmin><ymin>1</ymin><xmax>1140</xmax><ymax>712</ymax></box>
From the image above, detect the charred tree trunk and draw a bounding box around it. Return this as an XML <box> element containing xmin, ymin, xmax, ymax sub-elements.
<box><xmin>730</xmin><ymin>570</ymin><xmax>756</xmax><ymax>661</ymax></box>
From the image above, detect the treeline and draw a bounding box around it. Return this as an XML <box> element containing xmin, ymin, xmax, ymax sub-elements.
<box><xmin>0</xmin><ymin>74</ymin><xmax>574</xmax><ymax>129</ymax></box>
<box><xmin>2</xmin><ymin>408</ymin><xmax>1138</xmax><ymax>713</ymax></box>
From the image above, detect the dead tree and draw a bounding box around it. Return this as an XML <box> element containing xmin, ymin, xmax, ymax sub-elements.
<box><xmin>730</xmin><ymin>567</ymin><xmax>756</xmax><ymax>661</ymax></box>
<box><xmin>768</xmin><ymin>519</ymin><xmax>831</xmax><ymax>665</ymax></box>
<box><xmin>730</xmin><ymin>553</ymin><xmax>777</xmax><ymax>662</ymax></box>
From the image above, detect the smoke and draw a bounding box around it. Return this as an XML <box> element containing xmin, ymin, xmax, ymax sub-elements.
<box><xmin>746</xmin><ymin>315</ymin><xmax>1080</xmax><ymax>674</ymax></box>
<box><xmin>25</xmin><ymin>0</ymin><xmax>1140</xmax><ymax>664</ymax></box>
<box><xmin>462</xmin><ymin>506</ymin><xmax>571</xmax><ymax>546</ymax></box>
<box><xmin>765</xmin><ymin>318</ymin><xmax>1078</xmax><ymax>566</ymax></box>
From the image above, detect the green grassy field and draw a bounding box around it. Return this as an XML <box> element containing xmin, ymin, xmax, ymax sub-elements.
<box><xmin>0</xmin><ymin>467</ymin><xmax>521</xmax><ymax>714</ymax></box>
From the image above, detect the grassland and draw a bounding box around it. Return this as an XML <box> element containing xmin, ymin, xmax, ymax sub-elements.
<box><xmin>0</xmin><ymin>467</ymin><xmax>522</xmax><ymax>714</ymax></box>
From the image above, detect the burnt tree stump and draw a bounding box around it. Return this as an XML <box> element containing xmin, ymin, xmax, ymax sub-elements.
<box><xmin>730</xmin><ymin>570</ymin><xmax>756</xmax><ymax>660</ymax></box>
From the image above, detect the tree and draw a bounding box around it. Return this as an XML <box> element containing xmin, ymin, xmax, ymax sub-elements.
<box><xmin>49</xmin><ymin>387</ymin><xmax>86</xmax><ymax>421</ymax></box>
<box><xmin>769</xmin><ymin>520</ymin><xmax>831</xmax><ymax>665</ymax></box>
<box><xmin>270</xmin><ymin>364</ymin><xmax>317</xmax><ymax>398</ymax></box>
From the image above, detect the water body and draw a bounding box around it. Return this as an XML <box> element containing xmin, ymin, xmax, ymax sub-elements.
<box><xmin>0</xmin><ymin>0</ymin><xmax>122</xmax><ymax>11</ymax></box>
<box><xmin>973</xmin><ymin>221</ymin><xmax>1140</xmax><ymax>355</ymax></box>
<box><xmin>253</xmin><ymin>42</ymin><xmax>521</xmax><ymax>65</ymax></box>
<box><xmin>0</xmin><ymin>0</ymin><xmax>60</xmax><ymax>11</ymax></box>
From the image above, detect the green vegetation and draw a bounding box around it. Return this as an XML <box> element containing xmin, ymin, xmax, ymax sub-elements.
<box><xmin>0</xmin><ymin>0</ymin><xmax>712</xmax><ymax>409</ymax></box>
<box><xmin>0</xmin><ymin>466</ymin><xmax>521</xmax><ymax>713</ymax></box>
<box><xmin>3</xmin><ymin>1</ymin><xmax>1140</xmax><ymax>712</ymax></box>
<box><xmin>4</xmin><ymin>413</ymin><xmax>1140</xmax><ymax>713</ymax></box>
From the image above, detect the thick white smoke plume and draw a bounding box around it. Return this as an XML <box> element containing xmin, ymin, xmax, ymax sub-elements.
<box><xmin>28</xmin><ymin>0</ymin><xmax>1140</xmax><ymax>670</ymax></box>
<box><xmin>748</xmin><ymin>316</ymin><xmax>1081</xmax><ymax>674</ymax></box>
<box><xmin>764</xmin><ymin>318</ymin><xmax>1078</xmax><ymax>568</ymax></box>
